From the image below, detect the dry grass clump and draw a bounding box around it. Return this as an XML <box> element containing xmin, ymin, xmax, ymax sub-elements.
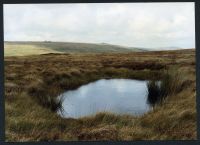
<box><xmin>27</xmin><ymin>79</ymin><xmax>63</xmax><ymax>112</ymax></box>
<box><xmin>77</xmin><ymin>125</ymin><xmax>118</xmax><ymax>141</ymax></box>
<box><xmin>147</xmin><ymin>68</ymin><xmax>185</xmax><ymax>106</ymax></box>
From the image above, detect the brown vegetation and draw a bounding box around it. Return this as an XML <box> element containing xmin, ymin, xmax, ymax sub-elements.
<box><xmin>5</xmin><ymin>49</ymin><xmax>196</xmax><ymax>141</ymax></box>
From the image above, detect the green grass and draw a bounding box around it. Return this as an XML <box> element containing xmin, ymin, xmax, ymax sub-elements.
<box><xmin>4</xmin><ymin>43</ymin><xmax>61</xmax><ymax>56</ymax></box>
<box><xmin>4</xmin><ymin>41</ymin><xmax>145</xmax><ymax>56</ymax></box>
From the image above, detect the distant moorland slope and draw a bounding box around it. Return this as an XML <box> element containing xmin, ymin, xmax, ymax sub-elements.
<box><xmin>4</xmin><ymin>41</ymin><xmax>147</xmax><ymax>56</ymax></box>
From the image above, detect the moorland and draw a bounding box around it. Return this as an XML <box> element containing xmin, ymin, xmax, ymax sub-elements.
<box><xmin>5</xmin><ymin>41</ymin><xmax>196</xmax><ymax>141</ymax></box>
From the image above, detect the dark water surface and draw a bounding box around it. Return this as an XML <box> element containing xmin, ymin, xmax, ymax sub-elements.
<box><xmin>57</xmin><ymin>79</ymin><xmax>151</xmax><ymax>118</ymax></box>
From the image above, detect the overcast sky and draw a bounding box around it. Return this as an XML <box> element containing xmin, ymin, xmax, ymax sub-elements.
<box><xmin>4</xmin><ymin>3</ymin><xmax>195</xmax><ymax>49</ymax></box>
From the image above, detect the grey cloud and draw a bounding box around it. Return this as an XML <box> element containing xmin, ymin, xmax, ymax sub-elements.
<box><xmin>3</xmin><ymin>3</ymin><xmax>195</xmax><ymax>49</ymax></box>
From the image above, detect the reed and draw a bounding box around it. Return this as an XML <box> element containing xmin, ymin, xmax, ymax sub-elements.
<box><xmin>147</xmin><ymin>68</ymin><xmax>183</xmax><ymax>106</ymax></box>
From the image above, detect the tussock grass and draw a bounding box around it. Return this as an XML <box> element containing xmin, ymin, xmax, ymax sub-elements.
<box><xmin>27</xmin><ymin>80</ymin><xmax>63</xmax><ymax>112</ymax></box>
<box><xmin>147</xmin><ymin>68</ymin><xmax>184</xmax><ymax>106</ymax></box>
<box><xmin>147</xmin><ymin>81</ymin><xmax>161</xmax><ymax>105</ymax></box>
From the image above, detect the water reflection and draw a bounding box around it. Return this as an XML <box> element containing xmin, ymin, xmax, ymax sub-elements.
<box><xmin>58</xmin><ymin>79</ymin><xmax>151</xmax><ymax>118</ymax></box>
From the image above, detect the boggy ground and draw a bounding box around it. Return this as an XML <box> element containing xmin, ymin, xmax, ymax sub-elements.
<box><xmin>5</xmin><ymin>49</ymin><xmax>196</xmax><ymax>141</ymax></box>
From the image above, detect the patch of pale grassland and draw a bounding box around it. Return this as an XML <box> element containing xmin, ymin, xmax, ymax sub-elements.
<box><xmin>4</xmin><ymin>44</ymin><xmax>61</xmax><ymax>56</ymax></box>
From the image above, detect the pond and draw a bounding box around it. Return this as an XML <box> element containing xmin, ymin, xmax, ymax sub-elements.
<box><xmin>57</xmin><ymin>79</ymin><xmax>151</xmax><ymax>118</ymax></box>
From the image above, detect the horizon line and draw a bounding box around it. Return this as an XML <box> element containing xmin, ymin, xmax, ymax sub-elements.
<box><xmin>4</xmin><ymin>40</ymin><xmax>195</xmax><ymax>50</ymax></box>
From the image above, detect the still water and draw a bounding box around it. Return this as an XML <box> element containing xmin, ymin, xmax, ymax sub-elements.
<box><xmin>57</xmin><ymin>79</ymin><xmax>151</xmax><ymax>118</ymax></box>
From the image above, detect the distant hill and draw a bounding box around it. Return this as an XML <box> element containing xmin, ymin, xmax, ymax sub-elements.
<box><xmin>155</xmin><ymin>47</ymin><xmax>183</xmax><ymax>50</ymax></box>
<box><xmin>4</xmin><ymin>41</ymin><xmax>147</xmax><ymax>56</ymax></box>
